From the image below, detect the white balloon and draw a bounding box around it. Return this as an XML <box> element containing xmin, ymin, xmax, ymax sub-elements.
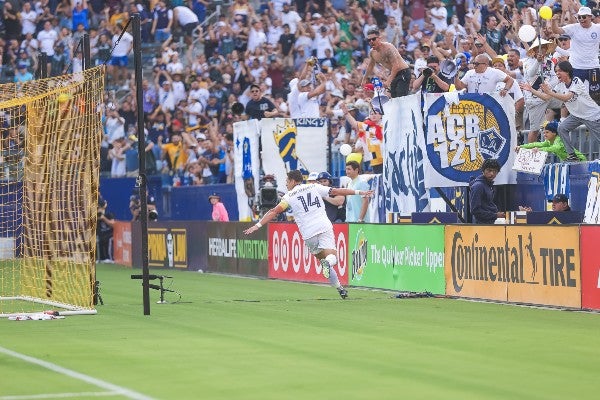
<box><xmin>518</xmin><ymin>25</ymin><xmax>537</xmax><ymax>43</ymax></box>
<box><xmin>339</xmin><ymin>143</ymin><xmax>352</xmax><ymax>156</ymax></box>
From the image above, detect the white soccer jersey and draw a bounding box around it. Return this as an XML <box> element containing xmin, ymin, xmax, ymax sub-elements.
<box><xmin>279</xmin><ymin>183</ymin><xmax>333</xmax><ymax>240</ymax></box>
<box><xmin>556</xmin><ymin>77</ymin><xmax>600</xmax><ymax>121</ymax></box>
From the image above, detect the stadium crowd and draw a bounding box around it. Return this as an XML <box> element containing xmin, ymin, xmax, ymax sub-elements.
<box><xmin>1</xmin><ymin>0</ymin><xmax>600</xmax><ymax>186</ymax></box>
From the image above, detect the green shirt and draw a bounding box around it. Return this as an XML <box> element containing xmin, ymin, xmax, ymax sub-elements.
<box><xmin>521</xmin><ymin>136</ymin><xmax>586</xmax><ymax>161</ymax></box>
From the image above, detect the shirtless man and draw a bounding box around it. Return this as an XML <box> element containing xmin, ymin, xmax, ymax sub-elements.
<box><xmin>361</xmin><ymin>28</ymin><xmax>411</xmax><ymax>98</ymax></box>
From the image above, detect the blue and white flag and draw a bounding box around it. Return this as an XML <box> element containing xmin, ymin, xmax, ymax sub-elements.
<box><xmin>233</xmin><ymin>119</ymin><xmax>261</xmax><ymax>221</ymax></box>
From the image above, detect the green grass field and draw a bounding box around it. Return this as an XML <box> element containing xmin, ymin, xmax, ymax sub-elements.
<box><xmin>1</xmin><ymin>263</ymin><xmax>599</xmax><ymax>400</ymax></box>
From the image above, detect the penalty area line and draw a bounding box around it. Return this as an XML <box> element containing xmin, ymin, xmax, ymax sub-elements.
<box><xmin>0</xmin><ymin>346</ymin><xmax>154</xmax><ymax>400</ymax></box>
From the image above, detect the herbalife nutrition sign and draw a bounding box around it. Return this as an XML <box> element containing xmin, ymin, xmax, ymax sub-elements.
<box><xmin>348</xmin><ymin>224</ymin><xmax>445</xmax><ymax>294</ymax></box>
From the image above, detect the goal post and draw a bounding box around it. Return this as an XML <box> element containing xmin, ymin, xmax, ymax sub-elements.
<box><xmin>0</xmin><ymin>66</ymin><xmax>105</xmax><ymax>317</ymax></box>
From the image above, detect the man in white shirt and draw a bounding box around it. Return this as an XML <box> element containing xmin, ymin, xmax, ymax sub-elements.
<box><xmin>524</xmin><ymin>61</ymin><xmax>600</xmax><ymax>161</ymax></box>
<box><xmin>247</xmin><ymin>20</ymin><xmax>267</xmax><ymax>52</ymax></box>
<box><xmin>37</xmin><ymin>21</ymin><xmax>58</xmax><ymax>57</ymax></box>
<box><xmin>280</xmin><ymin>2</ymin><xmax>302</xmax><ymax>34</ymax></box>
<box><xmin>244</xmin><ymin>169</ymin><xmax>374</xmax><ymax>299</ymax></box>
<box><xmin>454</xmin><ymin>54</ymin><xmax>514</xmax><ymax>96</ymax></box>
<box><xmin>552</xmin><ymin>6</ymin><xmax>600</xmax><ymax>101</ymax></box>
<box><xmin>296</xmin><ymin>72</ymin><xmax>326</xmax><ymax>118</ymax></box>
<box><xmin>429</xmin><ymin>0</ymin><xmax>448</xmax><ymax>32</ymax></box>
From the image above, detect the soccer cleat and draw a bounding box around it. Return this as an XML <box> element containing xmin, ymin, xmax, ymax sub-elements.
<box><xmin>320</xmin><ymin>259</ymin><xmax>330</xmax><ymax>278</ymax></box>
<box><xmin>564</xmin><ymin>153</ymin><xmax>580</xmax><ymax>162</ymax></box>
<box><xmin>338</xmin><ymin>287</ymin><xmax>348</xmax><ymax>299</ymax></box>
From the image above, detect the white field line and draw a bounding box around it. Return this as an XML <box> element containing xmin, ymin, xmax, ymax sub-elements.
<box><xmin>0</xmin><ymin>391</ymin><xmax>120</xmax><ymax>399</ymax></box>
<box><xmin>0</xmin><ymin>346</ymin><xmax>155</xmax><ymax>400</ymax></box>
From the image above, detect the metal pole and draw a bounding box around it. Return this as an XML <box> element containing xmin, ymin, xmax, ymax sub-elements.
<box><xmin>37</xmin><ymin>52</ymin><xmax>48</xmax><ymax>79</ymax></box>
<box><xmin>83</xmin><ymin>34</ymin><xmax>91</xmax><ymax>70</ymax></box>
<box><xmin>132</xmin><ymin>14</ymin><xmax>151</xmax><ymax>315</ymax></box>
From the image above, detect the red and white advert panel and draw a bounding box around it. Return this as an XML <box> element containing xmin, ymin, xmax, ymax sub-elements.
<box><xmin>268</xmin><ymin>223</ymin><xmax>348</xmax><ymax>285</ymax></box>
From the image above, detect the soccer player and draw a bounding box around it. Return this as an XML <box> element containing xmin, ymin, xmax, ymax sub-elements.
<box><xmin>243</xmin><ymin>170</ymin><xmax>374</xmax><ymax>299</ymax></box>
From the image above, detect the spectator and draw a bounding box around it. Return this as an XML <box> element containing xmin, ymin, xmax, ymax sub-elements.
<box><xmin>72</xmin><ymin>0</ymin><xmax>90</xmax><ymax>32</ymax></box>
<box><xmin>244</xmin><ymin>84</ymin><xmax>278</xmax><ymax>120</ymax></box>
<box><xmin>152</xmin><ymin>0</ymin><xmax>173</xmax><ymax>43</ymax></box>
<box><xmin>173</xmin><ymin>4</ymin><xmax>200</xmax><ymax>46</ymax></box>
<box><xmin>295</xmin><ymin>71</ymin><xmax>326</xmax><ymax>118</ymax></box>
<box><xmin>551</xmin><ymin>194</ymin><xmax>572</xmax><ymax>212</ymax></box>
<box><xmin>96</xmin><ymin>198</ymin><xmax>115</xmax><ymax>263</ymax></box>
<box><xmin>412</xmin><ymin>55</ymin><xmax>451</xmax><ymax>93</ymax></box>
<box><xmin>361</xmin><ymin>28</ymin><xmax>411</xmax><ymax>98</ymax></box>
<box><xmin>515</xmin><ymin>121</ymin><xmax>586</xmax><ymax>162</ymax></box>
<box><xmin>552</xmin><ymin>6</ymin><xmax>600</xmax><ymax>102</ymax></box>
<box><xmin>209</xmin><ymin>192</ymin><xmax>229</xmax><ymax>221</ymax></box>
<box><xmin>317</xmin><ymin>171</ymin><xmax>345</xmax><ymax>223</ymax></box>
<box><xmin>341</xmin><ymin>102</ymin><xmax>383</xmax><ymax>173</ymax></box>
<box><xmin>469</xmin><ymin>158</ymin><xmax>505</xmax><ymax>224</ymax></box>
<box><xmin>344</xmin><ymin>160</ymin><xmax>370</xmax><ymax>223</ymax></box>
<box><xmin>519</xmin><ymin>39</ymin><xmax>561</xmax><ymax>143</ymax></box>
<box><xmin>14</xmin><ymin>62</ymin><xmax>33</xmax><ymax>83</ymax></box>
<box><xmin>109</xmin><ymin>23</ymin><xmax>133</xmax><ymax>87</ymax></box>
<box><xmin>108</xmin><ymin>136</ymin><xmax>129</xmax><ymax>178</ymax></box>
<box><xmin>454</xmin><ymin>54</ymin><xmax>514</xmax><ymax>96</ymax></box>
<box><xmin>535</xmin><ymin>61</ymin><xmax>600</xmax><ymax>162</ymax></box>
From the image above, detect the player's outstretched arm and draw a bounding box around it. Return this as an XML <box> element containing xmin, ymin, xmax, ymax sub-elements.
<box><xmin>243</xmin><ymin>204</ymin><xmax>286</xmax><ymax>235</ymax></box>
<box><xmin>330</xmin><ymin>188</ymin><xmax>374</xmax><ymax>197</ymax></box>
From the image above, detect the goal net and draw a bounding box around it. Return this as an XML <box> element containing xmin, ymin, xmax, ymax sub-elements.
<box><xmin>0</xmin><ymin>66</ymin><xmax>105</xmax><ymax>317</ymax></box>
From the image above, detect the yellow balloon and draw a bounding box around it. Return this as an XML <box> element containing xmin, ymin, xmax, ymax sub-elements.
<box><xmin>346</xmin><ymin>152</ymin><xmax>363</xmax><ymax>164</ymax></box>
<box><xmin>449</xmin><ymin>84</ymin><xmax>456</xmax><ymax>92</ymax></box>
<box><xmin>539</xmin><ymin>6</ymin><xmax>552</xmax><ymax>20</ymax></box>
<box><xmin>57</xmin><ymin>93</ymin><xmax>70</xmax><ymax>103</ymax></box>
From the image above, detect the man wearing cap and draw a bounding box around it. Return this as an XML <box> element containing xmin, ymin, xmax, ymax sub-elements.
<box><xmin>552</xmin><ymin>6</ymin><xmax>600</xmax><ymax>101</ymax></box>
<box><xmin>361</xmin><ymin>28</ymin><xmax>411</xmax><ymax>98</ymax></box>
<box><xmin>296</xmin><ymin>71</ymin><xmax>326</xmax><ymax>118</ymax></box>
<box><xmin>553</xmin><ymin>34</ymin><xmax>571</xmax><ymax>62</ymax></box>
<box><xmin>244</xmin><ymin>84</ymin><xmax>279</xmax><ymax>120</ymax></box>
<box><xmin>209</xmin><ymin>193</ymin><xmax>229</xmax><ymax>221</ymax></box>
<box><xmin>551</xmin><ymin>194</ymin><xmax>572</xmax><ymax>212</ymax></box>
<box><xmin>14</xmin><ymin>63</ymin><xmax>33</xmax><ymax>83</ymax></box>
<box><xmin>519</xmin><ymin>38</ymin><xmax>560</xmax><ymax>143</ymax></box>
<box><xmin>515</xmin><ymin>121</ymin><xmax>586</xmax><ymax>162</ymax></box>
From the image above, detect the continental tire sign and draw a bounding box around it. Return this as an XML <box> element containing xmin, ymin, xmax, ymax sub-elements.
<box><xmin>269</xmin><ymin>223</ymin><xmax>348</xmax><ymax>285</ymax></box>
<box><xmin>445</xmin><ymin>225</ymin><xmax>581</xmax><ymax>308</ymax></box>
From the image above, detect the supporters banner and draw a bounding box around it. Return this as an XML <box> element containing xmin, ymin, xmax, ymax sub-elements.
<box><xmin>421</xmin><ymin>93</ymin><xmax>518</xmax><ymax>188</ymax></box>
<box><xmin>269</xmin><ymin>222</ymin><xmax>349</xmax><ymax>285</ymax></box>
<box><xmin>580</xmin><ymin>226</ymin><xmax>600</xmax><ymax>310</ymax></box>
<box><xmin>382</xmin><ymin>94</ymin><xmax>429</xmax><ymax>215</ymax></box>
<box><xmin>233</xmin><ymin>119</ymin><xmax>261</xmax><ymax>221</ymax></box>
<box><xmin>543</xmin><ymin>162</ymin><xmax>570</xmax><ymax>202</ymax></box>
<box><xmin>348</xmin><ymin>224</ymin><xmax>445</xmax><ymax>293</ymax></box>
<box><xmin>260</xmin><ymin>118</ymin><xmax>328</xmax><ymax>194</ymax></box>
<box><xmin>584</xmin><ymin>161</ymin><xmax>600</xmax><ymax>224</ymax></box>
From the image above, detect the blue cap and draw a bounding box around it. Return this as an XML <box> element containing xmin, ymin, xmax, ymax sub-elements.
<box><xmin>552</xmin><ymin>194</ymin><xmax>568</xmax><ymax>203</ymax></box>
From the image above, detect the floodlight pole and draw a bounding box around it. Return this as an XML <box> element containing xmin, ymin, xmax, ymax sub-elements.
<box><xmin>132</xmin><ymin>14</ymin><xmax>151</xmax><ymax>315</ymax></box>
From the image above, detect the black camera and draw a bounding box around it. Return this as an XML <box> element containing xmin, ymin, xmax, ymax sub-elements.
<box><xmin>148</xmin><ymin>209</ymin><xmax>159</xmax><ymax>221</ymax></box>
<box><xmin>422</xmin><ymin>67</ymin><xmax>433</xmax><ymax>78</ymax></box>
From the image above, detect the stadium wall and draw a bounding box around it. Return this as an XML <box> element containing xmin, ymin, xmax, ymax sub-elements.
<box><xmin>122</xmin><ymin>219</ymin><xmax>599</xmax><ymax>311</ymax></box>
